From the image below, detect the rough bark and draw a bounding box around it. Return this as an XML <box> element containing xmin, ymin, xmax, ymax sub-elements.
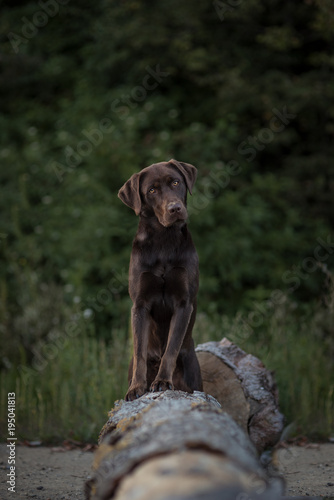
<box><xmin>86</xmin><ymin>391</ymin><xmax>284</xmax><ymax>500</ymax></box>
<box><xmin>196</xmin><ymin>337</ymin><xmax>284</xmax><ymax>452</ymax></box>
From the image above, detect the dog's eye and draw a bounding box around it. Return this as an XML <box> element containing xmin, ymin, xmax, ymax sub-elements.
<box><xmin>148</xmin><ymin>187</ymin><xmax>156</xmax><ymax>194</ymax></box>
<box><xmin>172</xmin><ymin>180</ymin><xmax>179</xmax><ymax>187</ymax></box>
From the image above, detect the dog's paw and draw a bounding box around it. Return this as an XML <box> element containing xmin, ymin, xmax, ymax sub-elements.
<box><xmin>125</xmin><ymin>384</ymin><xmax>147</xmax><ymax>401</ymax></box>
<box><xmin>150</xmin><ymin>379</ymin><xmax>174</xmax><ymax>393</ymax></box>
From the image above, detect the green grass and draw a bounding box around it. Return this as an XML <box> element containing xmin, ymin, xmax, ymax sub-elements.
<box><xmin>1</xmin><ymin>288</ymin><xmax>333</xmax><ymax>443</ymax></box>
<box><xmin>0</xmin><ymin>329</ymin><xmax>129</xmax><ymax>443</ymax></box>
<box><xmin>194</xmin><ymin>290</ymin><xmax>334</xmax><ymax>439</ymax></box>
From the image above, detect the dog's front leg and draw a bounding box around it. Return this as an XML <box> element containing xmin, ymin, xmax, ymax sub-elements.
<box><xmin>125</xmin><ymin>304</ymin><xmax>150</xmax><ymax>401</ymax></box>
<box><xmin>150</xmin><ymin>303</ymin><xmax>193</xmax><ymax>392</ymax></box>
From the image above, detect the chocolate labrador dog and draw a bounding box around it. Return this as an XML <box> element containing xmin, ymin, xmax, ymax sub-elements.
<box><xmin>118</xmin><ymin>159</ymin><xmax>203</xmax><ymax>401</ymax></box>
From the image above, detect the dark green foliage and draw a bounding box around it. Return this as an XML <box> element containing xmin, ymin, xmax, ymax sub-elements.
<box><xmin>0</xmin><ymin>0</ymin><xmax>333</xmax><ymax>439</ymax></box>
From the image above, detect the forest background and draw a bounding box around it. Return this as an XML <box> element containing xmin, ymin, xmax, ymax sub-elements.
<box><xmin>0</xmin><ymin>0</ymin><xmax>333</xmax><ymax>443</ymax></box>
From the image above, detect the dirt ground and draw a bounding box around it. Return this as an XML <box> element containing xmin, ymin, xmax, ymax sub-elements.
<box><xmin>0</xmin><ymin>444</ymin><xmax>93</xmax><ymax>500</ymax></box>
<box><xmin>0</xmin><ymin>442</ymin><xmax>333</xmax><ymax>500</ymax></box>
<box><xmin>274</xmin><ymin>443</ymin><xmax>334</xmax><ymax>498</ymax></box>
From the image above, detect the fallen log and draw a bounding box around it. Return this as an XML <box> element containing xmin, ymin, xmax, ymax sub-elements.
<box><xmin>196</xmin><ymin>338</ymin><xmax>284</xmax><ymax>452</ymax></box>
<box><xmin>86</xmin><ymin>391</ymin><xmax>284</xmax><ymax>500</ymax></box>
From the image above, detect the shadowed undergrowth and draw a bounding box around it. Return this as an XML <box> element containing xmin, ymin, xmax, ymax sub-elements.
<box><xmin>1</xmin><ymin>284</ymin><xmax>333</xmax><ymax>443</ymax></box>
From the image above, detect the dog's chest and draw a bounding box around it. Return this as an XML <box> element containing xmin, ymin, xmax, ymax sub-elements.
<box><xmin>135</xmin><ymin>230</ymin><xmax>188</xmax><ymax>271</ymax></box>
<box><xmin>150</xmin><ymin>250</ymin><xmax>182</xmax><ymax>276</ymax></box>
<box><xmin>142</xmin><ymin>265</ymin><xmax>189</xmax><ymax>313</ymax></box>
<box><xmin>129</xmin><ymin>225</ymin><xmax>197</xmax><ymax>304</ymax></box>
<box><xmin>131</xmin><ymin>253</ymin><xmax>189</xmax><ymax>305</ymax></box>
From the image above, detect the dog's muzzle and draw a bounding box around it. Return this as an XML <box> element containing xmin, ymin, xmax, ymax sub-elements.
<box><xmin>160</xmin><ymin>201</ymin><xmax>188</xmax><ymax>227</ymax></box>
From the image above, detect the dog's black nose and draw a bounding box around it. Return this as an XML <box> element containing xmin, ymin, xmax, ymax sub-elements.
<box><xmin>167</xmin><ymin>202</ymin><xmax>182</xmax><ymax>215</ymax></box>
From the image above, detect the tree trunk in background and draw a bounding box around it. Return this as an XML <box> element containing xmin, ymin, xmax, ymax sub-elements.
<box><xmin>86</xmin><ymin>391</ymin><xmax>284</xmax><ymax>500</ymax></box>
<box><xmin>196</xmin><ymin>338</ymin><xmax>284</xmax><ymax>453</ymax></box>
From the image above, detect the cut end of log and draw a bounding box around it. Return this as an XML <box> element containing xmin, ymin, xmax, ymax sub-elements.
<box><xmin>196</xmin><ymin>337</ymin><xmax>285</xmax><ymax>453</ymax></box>
<box><xmin>196</xmin><ymin>350</ymin><xmax>250</xmax><ymax>431</ymax></box>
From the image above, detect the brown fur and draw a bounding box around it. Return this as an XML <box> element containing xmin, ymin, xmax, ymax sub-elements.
<box><xmin>118</xmin><ymin>159</ymin><xmax>202</xmax><ymax>401</ymax></box>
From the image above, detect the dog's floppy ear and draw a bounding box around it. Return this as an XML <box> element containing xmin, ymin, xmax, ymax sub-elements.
<box><xmin>168</xmin><ymin>159</ymin><xmax>197</xmax><ymax>194</ymax></box>
<box><xmin>118</xmin><ymin>172</ymin><xmax>141</xmax><ymax>215</ymax></box>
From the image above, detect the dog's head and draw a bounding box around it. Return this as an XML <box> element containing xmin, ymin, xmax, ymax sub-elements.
<box><xmin>118</xmin><ymin>159</ymin><xmax>197</xmax><ymax>227</ymax></box>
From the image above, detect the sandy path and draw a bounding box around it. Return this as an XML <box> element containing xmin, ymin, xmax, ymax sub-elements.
<box><xmin>0</xmin><ymin>444</ymin><xmax>93</xmax><ymax>499</ymax></box>
<box><xmin>274</xmin><ymin>443</ymin><xmax>334</xmax><ymax>497</ymax></box>
<box><xmin>1</xmin><ymin>442</ymin><xmax>334</xmax><ymax>499</ymax></box>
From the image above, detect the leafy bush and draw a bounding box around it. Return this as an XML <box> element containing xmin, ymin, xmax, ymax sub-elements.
<box><xmin>1</xmin><ymin>0</ymin><xmax>334</xmax><ymax>441</ymax></box>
